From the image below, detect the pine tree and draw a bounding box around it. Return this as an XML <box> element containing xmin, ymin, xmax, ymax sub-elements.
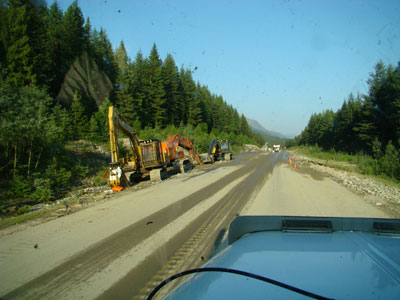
<box><xmin>179</xmin><ymin>68</ymin><xmax>201</xmax><ymax>127</ymax></box>
<box><xmin>333</xmin><ymin>94</ymin><xmax>363</xmax><ymax>153</ymax></box>
<box><xmin>90</xmin><ymin>28</ymin><xmax>119</xmax><ymax>85</ymax></box>
<box><xmin>45</xmin><ymin>1</ymin><xmax>65</xmax><ymax>97</ymax></box>
<box><xmin>162</xmin><ymin>54</ymin><xmax>180</xmax><ymax>126</ymax></box>
<box><xmin>2</xmin><ymin>0</ymin><xmax>48</xmax><ymax>87</ymax></box>
<box><xmin>196</xmin><ymin>84</ymin><xmax>213</xmax><ymax>132</ymax></box>
<box><xmin>353</xmin><ymin>97</ymin><xmax>379</xmax><ymax>153</ymax></box>
<box><xmin>367</xmin><ymin>62</ymin><xmax>400</xmax><ymax>148</ymax></box>
<box><xmin>143</xmin><ymin>43</ymin><xmax>165</xmax><ymax>127</ymax></box>
<box><xmin>115</xmin><ymin>40</ymin><xmax>129</xmax><ymax>75</ymax></box>
<box><xmin>70</xmin><ymin>91</ymin><xmax>88</xmax><ymax>140</ymax></box>
<box><xmin>240</xmin><ymin>114</ymin><xmax>251</xmax><ymax>137</ymax></box>
<box><xmin>61</xmin><ymin>1</ymin><xmax>86</xmax><ymax>74</ymax></box>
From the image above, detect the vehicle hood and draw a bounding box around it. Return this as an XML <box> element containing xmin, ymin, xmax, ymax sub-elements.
<box><xmin>164</xmin><ymin>216</ymin><xmax>400</xmax><ymax>299</ymax></box>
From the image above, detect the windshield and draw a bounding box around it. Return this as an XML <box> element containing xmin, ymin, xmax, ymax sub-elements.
<box><xmin>0</xmin><ymin>1</ymin><xmax>399</xmax><ymax>299</ymax></box>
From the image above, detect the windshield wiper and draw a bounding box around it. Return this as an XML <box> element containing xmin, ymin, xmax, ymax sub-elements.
<box><xmin>146</xmin><ymin>267</ymin><xmax>334</xmax><ymax>300</ymax></box>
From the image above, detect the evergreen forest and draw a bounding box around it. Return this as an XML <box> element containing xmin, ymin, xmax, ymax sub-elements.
<box><xmin>0</xmin><ymin>0</ymin><xmax>264</xmax><ymax>213</ymax></box>
<box><xmin>289</xmin><ymin>61</ymin><xmax>400</xmax><ymax>181</ymax></box>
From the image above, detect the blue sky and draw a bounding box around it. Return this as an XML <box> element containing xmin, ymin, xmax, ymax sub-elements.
<box><xmin>56</xmin><ymin>0</ymin><xmax>400</xmax><ymax>137</ymax></box>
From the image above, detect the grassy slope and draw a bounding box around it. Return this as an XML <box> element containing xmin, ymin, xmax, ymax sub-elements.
<box><xmin>289</xmin><ymin>147</ymin><xmax>400</xmax><ymax>189</ymax></box>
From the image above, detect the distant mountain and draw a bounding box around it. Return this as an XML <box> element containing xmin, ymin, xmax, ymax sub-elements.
<box><xmin>246</xmin><ymin>117</ymin><xmax>289</xmax><ymax>146</ymax></box>
<box><xmin>246</xmin><ymin>118</ymin><xmax>287</xmax><ymax>138</ymax></box>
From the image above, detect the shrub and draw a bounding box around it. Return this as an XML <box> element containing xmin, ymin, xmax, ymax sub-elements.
<box><xmin>17</xmin><ymin>205</ymin><xmax>31</xmax><ymax>215</ymax></box>
<box><xmin>8</xmin><ymin>175</ymin><xmax>32</xmax><ymax>199</ymax></box>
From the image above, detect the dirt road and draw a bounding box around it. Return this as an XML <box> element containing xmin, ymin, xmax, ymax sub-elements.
<box><xmin>0</xmin><ymin>152</ymin><xmax>389</xmax><ymax>300</ymax></box>
<box><xmin>242</xmin><ymin>161</ymin><xmax>388</xmax><ymax>218</ymax></box>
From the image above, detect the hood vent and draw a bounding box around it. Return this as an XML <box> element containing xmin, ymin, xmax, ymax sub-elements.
<box><xmin>282</xmin><ymin>220</ymin><xmax>333</xmax><ymax>233</ymax></box>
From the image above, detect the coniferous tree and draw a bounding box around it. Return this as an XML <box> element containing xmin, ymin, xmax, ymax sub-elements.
<box><xmin>70</xmin><ymin>91</ymin><xmax>88</xmax><ymax>140</ymax></box>
<box><xmin>45</xmin><ymin>1</ymin><xmax>65</xmax><ymax>97</ymax></box>
<box><xmin>144</xmin><ymin>44</ymin><xmax>165</xmax><ymax>127</ymax></box>
<box><xmin>0</xmin><ymin>3</ymin><xmax>6</xmax><ymax>70</ymax></box>
<box><xmin>61</xmin><ymin>1</ymin><xmax>86</xmax><ymax>75</ymax></box>
<box><xmin>197</xmin><ymin>84</ymin><xmax>213</xmax><ymax>132</ymax></box>
<box><xmin>90</xmin><ymin>28</ymin><xmax>118</xmax><ymax>86</ymax></box>
<box><xmin>115</xmin><ymin>40</ymin><xmax>129</xmax><ymax>75</ymax></box>
<box><xmin>1</xmin><ymin>0</ymin><xmax>48</xmax><ymax>87</ymax></box>
<box><xmin>333</xmin><ymin>94</ymin><xmax>363</xmax><ymax>153</ymax></box>
<box><xmin>367</xmin><ymin>61</ymin><xmax>400</xmax><ymax>147</ymax></box>
<box><xmin>179</xmin><ymin>68</ymin><xmax>201</xmax><ymax>127</ymax></box>
<box><xmin>162</xmin><ymin>54</ymin><xmax>180</xmax><ymax>126</ymax></box>
<box><xmin>239</xmin><ymin>114</ymin><xmax>251</xmax><ymax>137</ymax></box>
<box><xmin>116</xmin><ymin>56</ymin><xmax>141</xmax><ymax>127</ymax></box>
<box><xmin>122</xmin><ymin>51</ymin><xmax>146</xmax><ymax>126</ymax></box>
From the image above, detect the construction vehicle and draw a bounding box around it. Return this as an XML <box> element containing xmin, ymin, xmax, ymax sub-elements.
<box><xmin>273</xmin><ymin>144</ymin><xmax>281</xmax><ymax>152</ymax></box>
<box><xmin>107</xmin><ymin>106</ymin><xmax>201</xmax><ymax>190</ymax></box>
<box><xmin>208</xmin><ymin>139</ymin><xmax>232</xmax><ymax>161</ymax></box>
<box><xmin>108</xmin><ymin>106</ymin><xmax>169</xmax><ymax>190</ymax></box>
<box><xmin>165</xmin><ymin>135</ymin><xmax>203</xmax><ymax>172</ymax></box>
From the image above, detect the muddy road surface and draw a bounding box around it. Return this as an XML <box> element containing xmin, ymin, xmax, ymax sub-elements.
<box><xmin>0</xmin><ymin>152</ymin><xmax>388</xmax><ymax>300</ymax></box>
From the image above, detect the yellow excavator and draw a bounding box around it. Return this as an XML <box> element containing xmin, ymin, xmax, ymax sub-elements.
<box><xmin>107</xmin><ymin>106</ymin><xmax>168</xmax><ymax>191</ymax></box>
<box><xmin>107</xmin><ymin>106</ymin><xmax>203</xmax><ymax>191</ymax></box>
<box><xmin>208</xmin><ymin>139</ymin><xmax>232</xmax><ymax>161</ymax></box>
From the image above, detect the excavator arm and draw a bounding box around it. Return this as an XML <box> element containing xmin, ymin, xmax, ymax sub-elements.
<box><xmin>108</xmin><ymin>106</ymin><xmax>145</xmax><ymax>189</ymax></box>
<box><xmin>165</xmin><ymin>135</ymin><xmax>203</xmax><ymax>165</ymax></box>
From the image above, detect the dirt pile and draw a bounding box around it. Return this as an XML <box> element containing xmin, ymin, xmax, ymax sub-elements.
<box><xmin>243</xmin><ymin>144</ymin><xmax>261</xmax><ymax>152</ymax></box>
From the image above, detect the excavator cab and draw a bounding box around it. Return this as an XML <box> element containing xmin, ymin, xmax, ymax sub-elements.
<box><xmin>139</xmin><ymin>139</ymin><xmax>165</xmax><ymax>169</ymax></box>
<box><xmin>208</xmin><ymin>139</ymin><xmax>232</xmax><ymax>161</ymax></box>
<box><xmin>220</xmin><ymin>140</ymin><xmax>232</xmax><ymax>160</ymax></box>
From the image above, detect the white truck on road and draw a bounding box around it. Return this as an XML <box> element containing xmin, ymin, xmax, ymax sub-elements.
<box><xmin>273</xmin><ymin>145</ymin><xmax>280</xmax><ymax>152</ymax></box>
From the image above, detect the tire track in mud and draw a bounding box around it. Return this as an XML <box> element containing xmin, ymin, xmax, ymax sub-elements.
<box><xmin>101</xmin><ymin>153</ymin><xmax>282</xmax><ymax>300</ymax></box>
<box><xmin>3</xmin><ymin>153</ymin><xmax>279</xmax><ymax>300</ymax></box>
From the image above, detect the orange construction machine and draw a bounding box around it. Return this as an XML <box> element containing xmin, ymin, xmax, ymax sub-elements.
<box><xmin>107</xmin><ymin>107</ymin><xmax>202</xmax><ymax>190</ymax></box>
<box><xmin>165</xmin><ymin>135</ymin><xmax>203</xmax><ymax>165</ymax></box>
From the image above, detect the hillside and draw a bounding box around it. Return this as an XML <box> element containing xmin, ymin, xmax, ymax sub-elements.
<box><xmin>246</xmin><ymin>118</ymin><xmax>288</xmax><ymax>146</ymax></box>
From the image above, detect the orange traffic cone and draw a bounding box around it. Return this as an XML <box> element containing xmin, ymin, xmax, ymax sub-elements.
<box><xmin>289</xmin><ymin>158</ymin><xmax>292</xmax><ymax>166</ymax></box>
<box><xmin>294</xmin><ymin>163</ymin><xmax>297</xmax><ymax>169</ymax></box>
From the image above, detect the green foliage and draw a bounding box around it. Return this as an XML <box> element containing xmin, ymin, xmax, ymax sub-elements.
<box><xmin>70</xmin><ymin>91</ymin><xmax>88</xmax><ymax>140</ymax></box>
<box><xmin>89</xmin><ymin>28</ymin><xmax>118</xmax><ymax>85</ymax></box>
<box><xmin>162</xmin><ymin>54</ymin><xmax>180</xmax><ymax>127</ymax></box>
<box><xmin>1</xmin><ymin>0</ymin><xmax>48</xmax><ymax>87</ymax></box>
<box><xmin>146</xmin><ymin>44</ymin><xmax>166</xmax><ymax>127</ymax></box>
<box><xmin>293</xmin><ymin>60</ymin><xmax>400</xmax><ymax>181</ymax></box>
<box><xmin>113</xmin><ymin>45</ymin><xmax>257</xmax><ymax>142</ymax></box>
<box><xmin>61</xmin><ymin>0</ymin><xmax>86</xmax><ymax>66</ymax></box>
<box><xmin>115</xmin><ymin>41</ymin><xmax>129</xmax><ymax>74</ymax></box>
<box><xmin>0</xmin><ymin>0</ymin><xmax>264</xmax><ymax>216</ymax></box>
<box><xmin>32</xmin><ymin>178</ymin><xmax>52</xmax><ymax>202</ymax></box>
<box><xmin>93</xmin><ymin>167</ymin><xmax>108</xmax><ymax>186</ymax></box>
<box><xmin>17</xmin><ymin>205</ymin><xmax>32</xmax><ymax>215</ymax></box>
<box><xmin>88</xmin><ymin>98</ymin><xmax>112</xmax><ymax>142</ymax></box>
<box><xmin>380</xmin><ymin>141</ymin><xmax>400</xmax><ymax>179</ymax></box>
<box><xmin>8</xmin><ymin>175</ymin><xmax>32</xmax><ymax>199</ymax></box>
<box><xmin>138</xmin><ymin>123</ymin><xmax>261</xmax><ymax>155</ymax></box>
